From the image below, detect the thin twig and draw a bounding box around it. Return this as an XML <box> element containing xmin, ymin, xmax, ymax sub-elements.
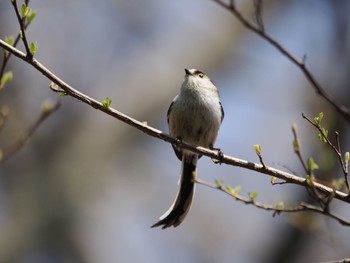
<box><xmin>291</xmin><ymin>124</ymin><xmax>308</xmax><ymax>174</ymax></box>
<box><xmin>302</xmin><ymin>113</ymin><xmax>350</xmax><ymax>193</ymax></box>
<box><xmin>195</xmin><ymin>177</ymin><xmax>350</xmax><ymax>226</ymax></box>
<box><xmin>211</xmin><ymin>0</ymin><xmax>350</xmax><ymax>123</ymax></box>
<box><xmin>0</xmin><ymin>38</ymin><xmax>349</xmax><ymax>204</ymax></box>
<box><xmin>0</xmin><ymin>99</ymin><xmax>60</xmax><ymax>163</ymax></box>
<box><xmin>10</xmin><ymin>0</ymin><xmax>32</xmax><ymax>59</ymax></box>
<box><xmin>253</xmin><ymin>0</ymin><xmax>264</xmax><ymax>31</ymax></box>
<box><xmin>0</xmin><ymin>0</ymin><xmax>31</xmax><ymax>79</ymax></box>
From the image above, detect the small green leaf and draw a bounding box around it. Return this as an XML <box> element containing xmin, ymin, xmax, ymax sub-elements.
<box><xmin>248</xmin><ymin>191</ymin><xmax>258</xmax><ymax>202</ymax></box>
<box><xmin>21</xmin><ymin>3</ymin><xmax>30</xmax><ymax>18</ymax></box>
<box><xmin>271</xmin><ymin>176</ymin><xmax>277</xmax><ymax>184</ymax></box>
<box><xmin>232</xmin><ymin>185</ymin><xmax>241</xmax><ymax>195</ymax></box>
<box><xmin>226</xmin><ymin>185</ymin><xmax>241</xmax><ymax>196</ymax></box>
<box><xmin>29</xmin><ymin>42</ymin><xmax>38</xmax><ymax>56</ymax></box>
<box><xmin>275</xmin><ymin>202</ymin><xmax>284</xmax><ymax>210</ymax></box>
<box><xmin>215</xmin><ymin>179</ymin><xmax>223</xmax><ymax>189</ymax></box>
<box><xmin>332</xmin><ymin>178</ymin><xmax>345</xmax><ymax>190</ymax></box>
<box><xmin>102</xmin><ymin>97</ymin><xmax>112</xmax><ymax>109</ymax></box>
<box><xmin>0</xmin><ymin>71</ymin><xmax>13</xmax><ymax>89</ymax></box>
<box><xmin>253</xmin><ymin>144</ymin><xmax>261</xmax><ymax>156</ymax></box>
<box><xmin>27</xmin><ymin>9</ymin><xmax>37</xmax><ymax>24</ymax></box>
<box><xmin>226</xmin><ymin>185</ymin><xmax>233</xmax><ymax>194</ymax></box>
<box><xmin>314</xmin><ymin>112</ymin><xmax>323</xmax><ymax>125</ymax></box>
<box><xmin>305</xmin><ymin>174</ymin><xmax>314</xmax><ymax>187</ymax></box>
<box><xmin>318</xmin><ymin>127</ymin><xmax>328</xmax><ymax>143</ymax></box>
<box><xmin>0</xmin><ymin>149</ymin><xmax>3</xmax><ymax>162</ymax></box>
<box><xmin>307</xmin><ymin>157</ymin><xmax>319</xmax><ymax>172</ymax></box>
<box><xmin>344</xmin><ymin>152</ymin><xmax>349</xmax><ymax>164</ymax></box>
<box><xmin>5</xmin><ymin>36</ymin><xmax>14</xmax><ymax>46</ymax></box>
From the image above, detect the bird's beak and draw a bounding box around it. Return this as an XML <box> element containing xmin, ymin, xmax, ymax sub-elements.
<box><xmin>184</xmin><ymin>68</ymin><xmax>191</xmax><ymax>75</ymax></box>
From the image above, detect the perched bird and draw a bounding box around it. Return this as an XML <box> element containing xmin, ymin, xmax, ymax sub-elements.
<box><xmin>152</xmin><ymin>68</ymin><xmax>224</xmax><ymax>229</ymax></box>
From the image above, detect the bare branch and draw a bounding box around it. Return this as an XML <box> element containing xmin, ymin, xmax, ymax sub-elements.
<box><xmin>291</xmin><ymin>123</ymin><xmax>308</xmax><ymax>174</ymax></box>
<box><xmin>253</xmin><ymin>0</ymin><xmax>264</xmax><ymax>31</ymax></box>
<box><xmin>0</xmin><ymin>99</ymin><xmax>60</xmax><ymax>163</ymax></box>
<box><xmin>211</xmin><ymin>0</ymin><xmax>350</xmax><ymax>123</ymax></box>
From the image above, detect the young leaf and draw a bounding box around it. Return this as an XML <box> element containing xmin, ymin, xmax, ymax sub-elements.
<box><xmin>305</xmin><ymin>174</ymin><xmax>315</xmax><ymax>187</ymax></box>
<box><xmin>344</xmin><ymin>152</ymin><xmax>349</xmax><ymax>165</ymax></box>
<box><xmin>248</xmin><ymin>191</ymin><xmax>258</xmax><ymax>202</ymax></box>
<box><xmin>253</xmin><ymin>144</ymin><xmax>261</xmax><ymax>156</ymax></box>
<box><xmin>314</xmin><ymin>112</ymin><xmax>323</xmax><ymax>125</ymax></box>
<box><xmin>275</xmin><ymin>202</ymin><xmax>285</xmax><ymax>210</ymax></box>
<box><xmin>27</xmin><ymin>9</ymin><xmax>37</xmax><ymax>24</ymax></box>
<box><xmin>5</xmin><ymin>36</ymin><xmax>14</xmax><ymax>46</ymax></box>
<box><xmin>332</xmin><ymin>178</ymin><xmax>345</xmax><ymax>191</ymax></box>
<box><xmin>215</xmin><ymin>179</ymin><xmax>223</xmax><ymax>189</ymax></box>
<box><xmin>21</xmin><ymin>3</ymin><xmax>30</xmax><ymax>18</ymax></box>
<box><xmin>232</xmin><ymin>185</ymin><xmax>241</xmax><ymax>195</ymax></box>
<box><xmin>102</xmin><ymin>97</ymin><xmax>112</xmax><ymax>109</ymax></box>
<box><xmin>271</xmin><ymin>176</ymin><xmax>277</xmax><ymax>184</ymax></box>
<box><xmin>29</xmin><ymin>42</ymin><xmax>38</xmax><ymax>56</ymax></box>
<box><xmin>0</xmin><ymin>71</ymin><xmax>13</xmax><ymax>89</ymax></box>
<box><xmin>318</xmin><ymin>127</ymin><xmax>328</xmax><ymax>143</ymax></box>
<box><xmin>226</xmin><ymin>185</ymin><xmax>233</xmax><ymax>194</ymax></box>
<box><xmin>307</xmin><ymin>157</ymin><xmax>319</xmax><ymax>172</ymax></box>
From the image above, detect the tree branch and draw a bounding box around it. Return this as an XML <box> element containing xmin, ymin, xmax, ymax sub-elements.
<box><xmin>0</xmin><ymin>99</ymin><xmax>60</xmax><ymax>163</ymax></box>
<box><xmin>211</xmin><ymin>0</ymin><xmax>350</xmax><ymax>123</ymax></box>
<box><xmin>195</xmin><ymin>177</ymin><xmax>350</xmax><ymax>227</ymax></box>
<box><xmin>0</xmin><ymin>39</ymin><xmax>349</xmax><ymax>206</ymax></box>
<box><xmin>302</xmin><ymin>113</ymin><xmax>350</xmax><ymax>193</ymax></box>
<box><xmin>10</xmin><ymin>0</ymin><xmax>32</xmax><ymax>59</ymax></box>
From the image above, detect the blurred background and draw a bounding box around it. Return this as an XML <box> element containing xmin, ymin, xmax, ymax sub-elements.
<box><xmin>1</xmin><ymin>0</ymin><xmax>350</xmax><ymax>262</ymax></box>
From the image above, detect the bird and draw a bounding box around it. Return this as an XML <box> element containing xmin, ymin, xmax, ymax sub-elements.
<box><xmin>151</xmin><ymin>68</ymin><xmax>224</xmax><ymax>229</ymax></box>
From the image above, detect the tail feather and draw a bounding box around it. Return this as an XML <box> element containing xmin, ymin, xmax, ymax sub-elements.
<box><xmin>151</xmin><ymin>156</ymin><xmax>197</xmax><ymax>229</ymax></box>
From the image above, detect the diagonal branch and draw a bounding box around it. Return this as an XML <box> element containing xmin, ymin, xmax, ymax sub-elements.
<box><xmin>211</xmin><ymin>0</ymin><xmax>350</xmax><ymax>123</ymax></box>
<box><xmin>0</xmin><ymin>99</ymin><xmax>60</xmax><ymax>163</ymax></box>
<box><xmin>0</xmin><ymin>39</ymin><xmax>349</xmax><ymax>205</ymax></box>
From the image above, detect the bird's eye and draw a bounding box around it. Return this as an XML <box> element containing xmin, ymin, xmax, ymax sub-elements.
<box><xmin>198</xmin><ymin>73</ymin><xmax>204</xmax><ymax>78</ymax></box>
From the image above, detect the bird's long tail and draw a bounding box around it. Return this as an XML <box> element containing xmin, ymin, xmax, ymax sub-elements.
<box><xmin>151</xmin><ymin>155</ymin><xmax>197</xmax><ymax>229</ymax></box>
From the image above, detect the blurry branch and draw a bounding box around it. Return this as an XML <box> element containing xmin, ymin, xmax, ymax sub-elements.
<box><xmin>212</xmin><ymin>0</ymin><xmax>350</xmax><ymax>123</ymax></box>
<box><xmin>195</xmin><ymin>178</ymin><xmax>350</xmax><ymax>226</ymax></box>
<box><xmin>1</xmin><ymin>39</ymin><xmax>349</xmax><ymax>207</ymax></box>
<box><xmin>253</xmin><ymin>0</ymin><xmax>264</xmax><ymax>31</ymax></box>
<box><xmin>0</xmin><ymin>0</ymin><xmax>56</xmax><ymax>164</ymax></box>
<box><xmin>321</xmin><ymin>258</ymin><xmax>350</xmax><ymax>263</ymax></box>
<box><xmin>0</xmin><ymin>99</ymin><xmax>60</xmax><ymax>164</ymax></box>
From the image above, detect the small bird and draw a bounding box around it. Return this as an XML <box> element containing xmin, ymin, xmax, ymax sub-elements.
<box><xmin>151</xmin><ymin>68</ymin><xmax>224</xmax><ymax>229</ymax></box>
